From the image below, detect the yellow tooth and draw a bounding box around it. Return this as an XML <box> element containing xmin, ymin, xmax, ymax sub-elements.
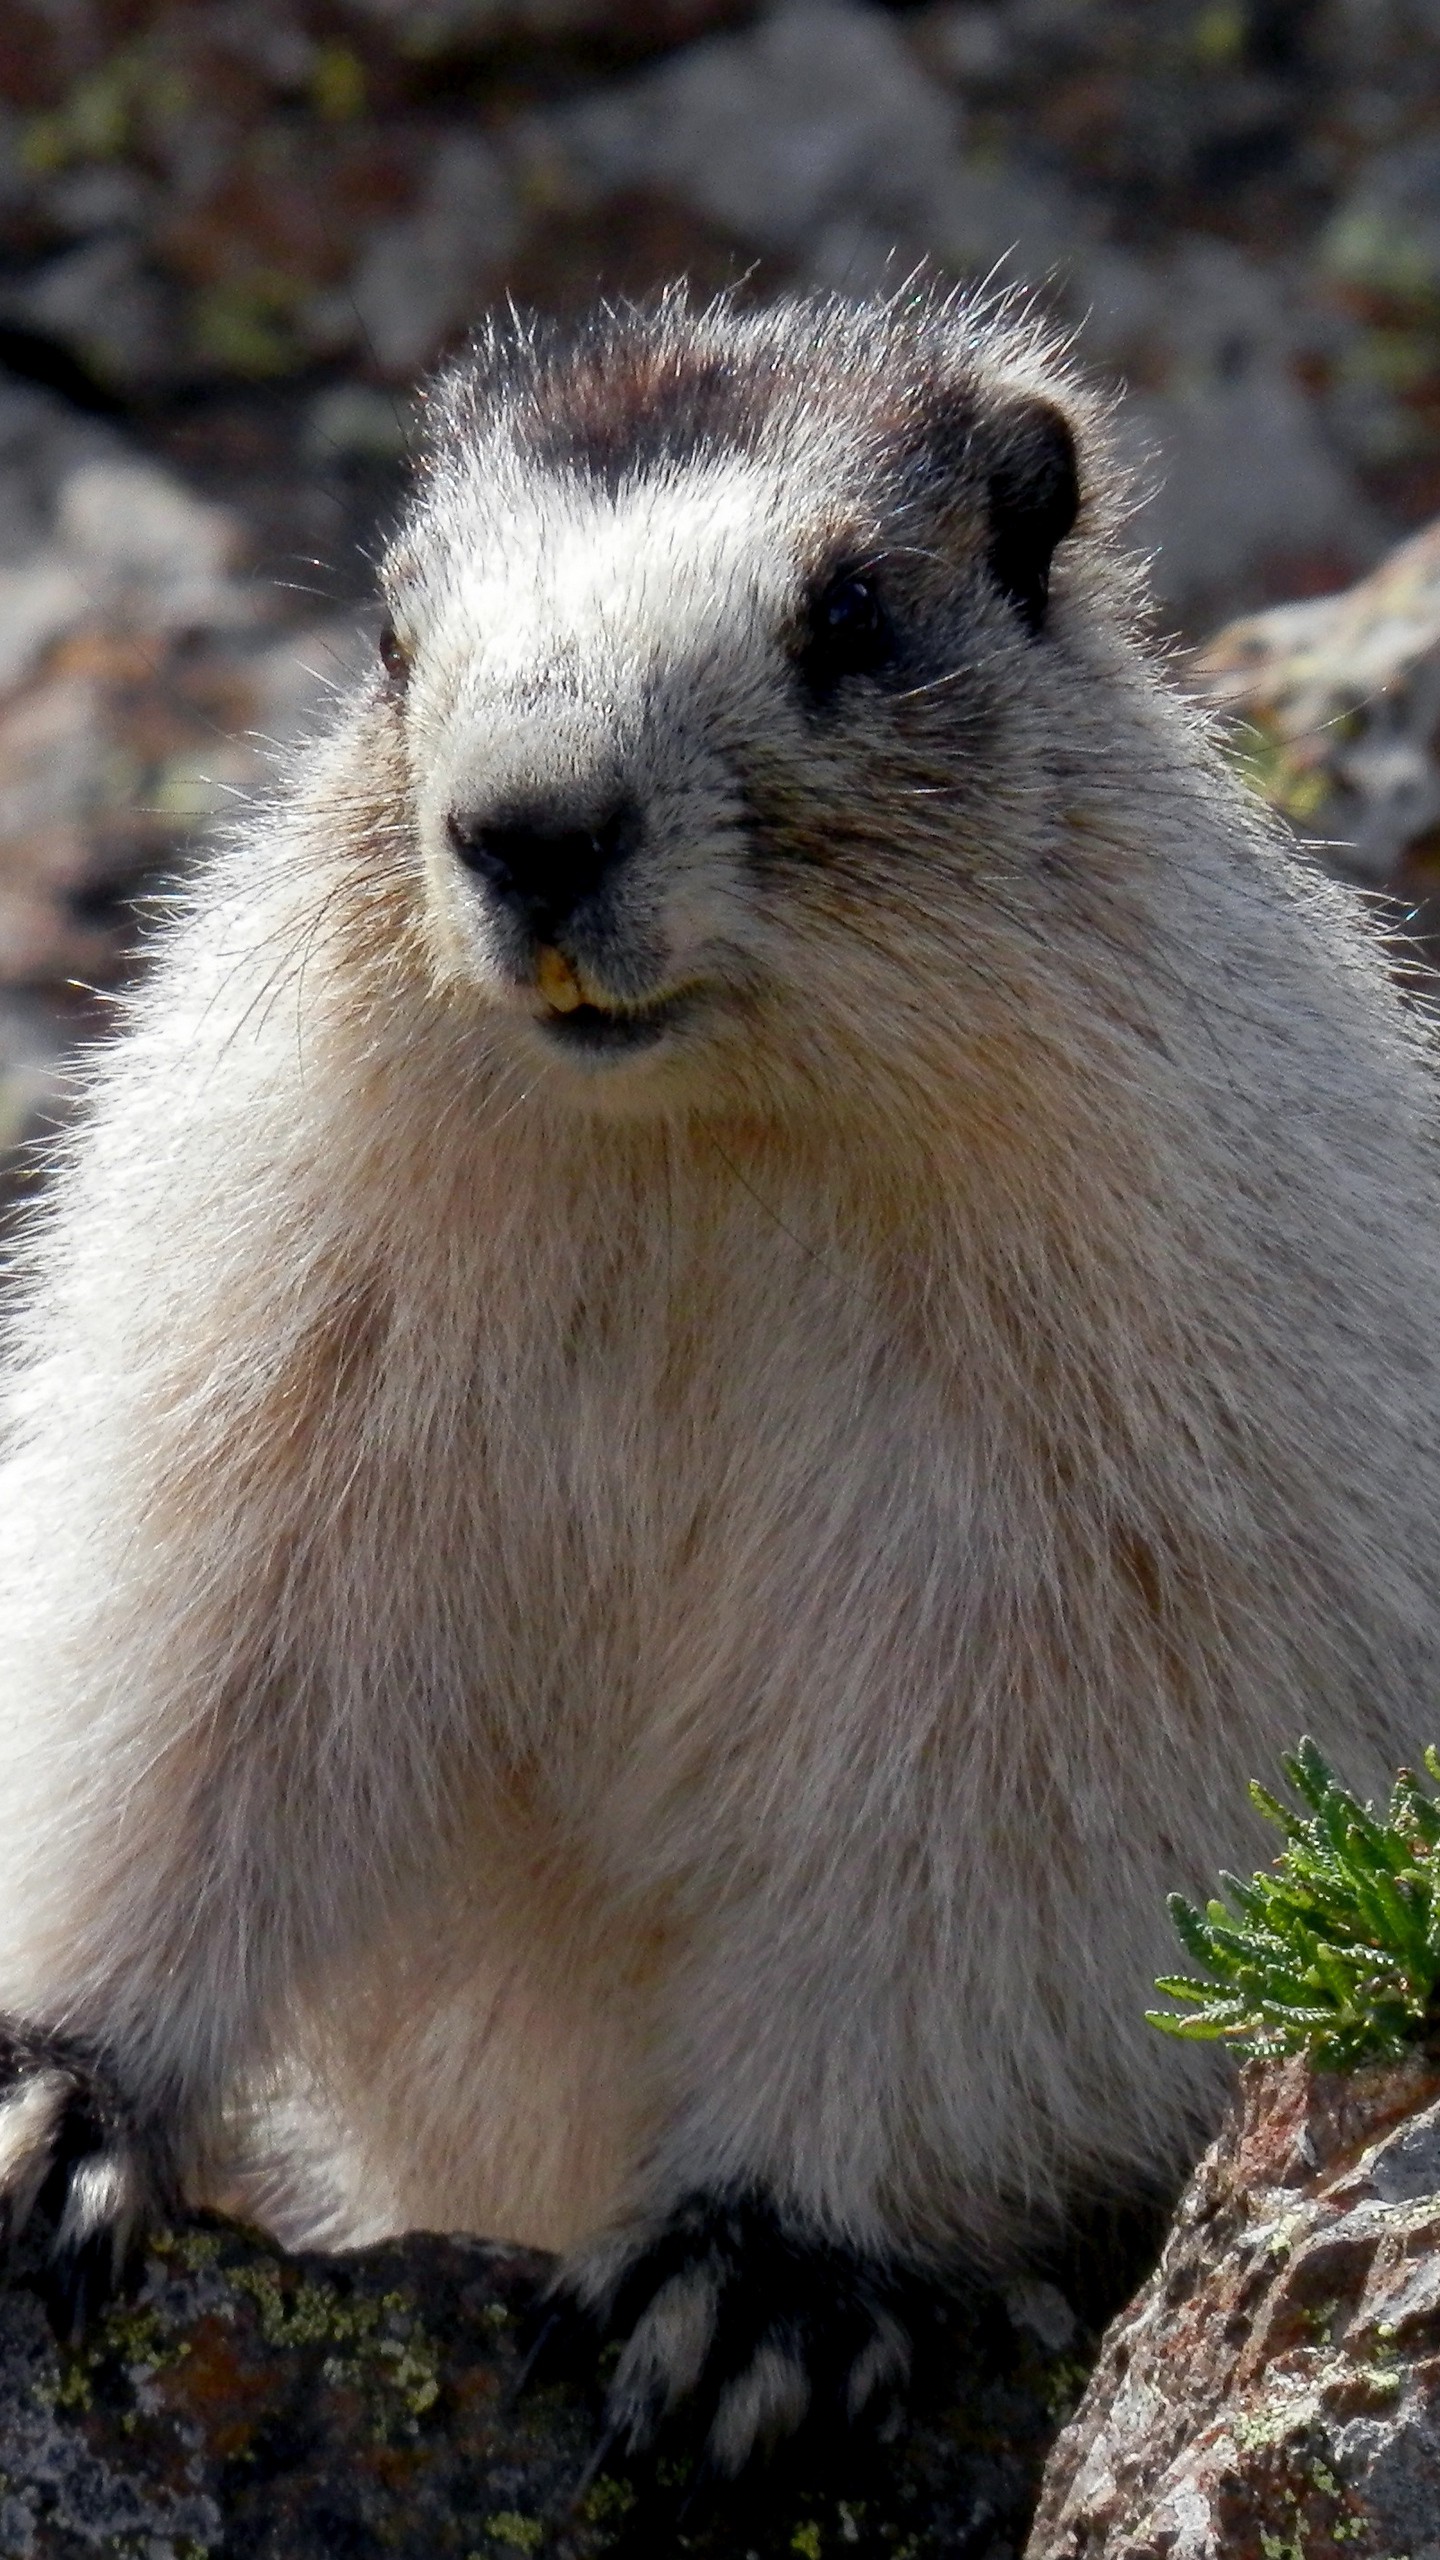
<box><xmin>537</xmin><ymin>947</ymin><xmax>585</xmax><ymax>1012</ymax></box>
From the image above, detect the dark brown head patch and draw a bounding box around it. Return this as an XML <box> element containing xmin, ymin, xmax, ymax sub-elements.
<box><xmin>520</xmin><ymin>337</ymin><xmax>778</xmax><ymax>490</ymax></box>
<box><xmin>424</xmin><ymin>295</ymin><xmax>1089</xmax><ymax>639</ymax></box>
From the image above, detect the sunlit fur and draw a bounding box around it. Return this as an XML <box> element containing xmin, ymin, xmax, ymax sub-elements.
<box><xmin>1</xmin><ymin>289</ymin><xmax>1439</xmax><ymax>2282</ymax></box>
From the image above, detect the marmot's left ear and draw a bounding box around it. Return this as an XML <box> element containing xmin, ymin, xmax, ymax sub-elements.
<box><xmin>985</xmin><ymin>396</ymin><xmax>1079</xmax><ymax>635</ymax></box>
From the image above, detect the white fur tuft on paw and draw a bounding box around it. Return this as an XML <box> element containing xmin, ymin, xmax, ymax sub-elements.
<box><xmin>846</xmin><ymin>2308</ymin><xmax>911</xmax><ymax>2418</ymax></box>
<box><xmin>0</xmin><ymin>2069</ymin><xmax>72</xmax><ymax>2234</ymax></box>
<box><xmin>609</xmin><ymin>2264</ymin><xmax>721</xmax><ymax>2444</ymax></box>
<box><xmin>707</xmin><ymin>2336</ymin><xmax>812</xmax><ymax>2474</ymax></box>
<box><xmin>54</xmin><ymin>2149</ymin><xmax>143</xmax><ymax>2269</ymax></box>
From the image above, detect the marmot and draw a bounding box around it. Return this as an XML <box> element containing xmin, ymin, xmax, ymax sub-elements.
<box><xmin>0</xmin><ymin>287</ymin><xmax>1439</xmax><ymax>2471</ymax></box>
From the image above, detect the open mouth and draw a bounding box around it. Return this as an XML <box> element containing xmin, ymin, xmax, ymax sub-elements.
<box><xmin>536</xmin><ymin>989</ymin><xmax>691</xmax><ymax>1058</ymax></box>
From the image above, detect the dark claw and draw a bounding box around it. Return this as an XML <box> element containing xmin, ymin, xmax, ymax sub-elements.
<box><xmin>552</xmin><ymin>2186</ymin><xmax>917</xmax><ymax>2474</ymax></box>
<box><xmin>45</xmin><ymin>2228</ymin><xmax>120</xmax><ymax>2345</ymax></box>
<box><xmin>0</xmin><ymin>2020</ymin><xmax>172</xmax><ymax>2335</ymax></box>
<box><xmin>562</xmin><ymin>2414</ymin><xmax>631</xmax><ymax>2520</ymax></box>
<box><xmin>510</xmin><ymin>2296</ymin><xmax>600</xmax><ymax>2407</ymax></box>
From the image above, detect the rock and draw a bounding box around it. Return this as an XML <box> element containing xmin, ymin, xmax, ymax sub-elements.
<box><xmin>0</xmin><ymin>2208</ymin><xmax>1079</xmax><ymax>2557</ymax></box>
<box><xmin>343</xmin><ymin>0</ymin><xmax>750</xmax><ymax>44</ymax></box>
<box><xmin>1027</xmin><ymin>2051</ymin><xmax>1440</xmax><ymax>2560</ymax></box>
<box><xmin>0</xmin><ymin>379</ymin><xmax>115</xmax><ymax>572</ymax></box>
<box><xmin>1116</xmin><ymin>236</ymin><xmax>1382</xmax><ymax>624</ymax></box>
<box><xmin>1325</xmin><ymin>138</ymin><xmax>1440</xmax><ymax>317</ymax></box>
<box><xmin>549</xmin><ymin>0</ymin><xmax>969</xmax><ymax>265</ymax></box>
<box><xmin>0</xmin><ymin>598</ymin><xmax>361</xmax><ymax>995</ymax></box>
<box><xmin>13</xmin><ymin>235</ymin><xmax>172</xmax><ymax>396</ymax></box>
<box><xmin>346</xmin><ymin>134</ymin><xmax>520</xmax><ymax>377</ymax></box>
<box><xmin>1193</xmin><ymin>516</ymin><xmax>1440</xmax><ymax>889</ymax></box>
<box><xmin>55</xmin><ymin>457</ymin><xmax>247</xmax><ymax>629</ymax></box>
<box><xmin>0</xmin><ymin>987</ymin><xmax>80</xmax><ymax>1193</ymax></box>
<box><xmin>7</xmin><ymin>0</ymin><xmax>1440</xmax><ymax>627</ymax></box>
<box><xmin>0</xmin><ymin>390</ymin><xmax>369</xmax><ymax>1186</ymax></box>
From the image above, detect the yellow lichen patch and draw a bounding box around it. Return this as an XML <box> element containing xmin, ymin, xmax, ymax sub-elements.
<box><xmin>223</xmin><ymin>2264</ymin><xmax>442</xmax><ymax>2436</ymax></box>
<box><xmin>53</xmin><ymin>2358</ymin><xmax>93</xmax><ymax>2412</ymax></box>
<box><xmin>486</xmin><ymin>2516</ymin><xmax>546</xmax><ymax>2551</ymax></box>
<box><xmin>150</xmin><ymin>2225</ymin><xmax>222</xmax><ymax>2272</ymax></box>
<box><xmin>579</xmin><ymin>2474</ymin><xmax>636</xmax><ymax>2526</ymax></box>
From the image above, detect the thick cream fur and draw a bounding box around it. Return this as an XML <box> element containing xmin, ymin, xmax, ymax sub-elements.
<box><xmin>0</xmin><ymin>294</ymin><xmax>1438</xmax><ymax>2271</ymax></box>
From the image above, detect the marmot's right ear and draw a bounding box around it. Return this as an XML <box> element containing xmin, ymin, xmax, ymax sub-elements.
<box><xmin>983</xmin><ymin>396</ymin><xmax>1079</xmax><ymax>636</ymax></box>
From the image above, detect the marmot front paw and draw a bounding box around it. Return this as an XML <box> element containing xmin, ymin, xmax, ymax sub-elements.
<box><xmin>558</xmin><ymin>2188</ymin><xmax>914</xmax><ymax>2474</ymax></box>
<box><xmin>0</xmin><ymin>2023</ymin><xmax>176</xmax><ymax>2335</ymax></box>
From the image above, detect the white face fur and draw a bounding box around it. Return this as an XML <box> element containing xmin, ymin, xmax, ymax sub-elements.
<box><xmin>391</xmin><ymin>449</ymin><xmax>851</xmax><ymax>1099</ymax></box>
<box><xmin>377</xmin><ymin>308</ymin><xmax>1083</xmax><ymax>1118</ymax></box>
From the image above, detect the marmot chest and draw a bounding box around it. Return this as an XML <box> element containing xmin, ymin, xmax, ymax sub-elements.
<box><xmin>461</xmin><ymin>1238</ymin><xmax>969</xmax><ymax>1742</ymax></box>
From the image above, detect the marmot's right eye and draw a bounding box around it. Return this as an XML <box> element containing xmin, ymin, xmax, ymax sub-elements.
<box><xmin>379</xmin><ymin>617</ymin><xmax>410</xmax><ymax>685</ymax></box>
<box><xmin>797</xmin><ymin>570</ymin><xmax>893</xmax><ymax>697</ymax></box>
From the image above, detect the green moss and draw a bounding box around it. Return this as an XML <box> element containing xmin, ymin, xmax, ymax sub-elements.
<box><xmin>1226</xmin><ymin>722</ymin><xmax>1334</xmax><ymax>824</ymax></box>
<box><xmin>190</xmin><ymin>273</ymin><xmax>307</xmax><ymax>377</ymax></box>
<box><xmin>486</xmin><ymin>2517</ymin><xmax>546</xmax><ymax>2552</ymax></box>
<box><xmin>1233</xmin><ymin>2403</ymin><xmax>1303</xmax><ymax>2455</ymax></box>
<box><xmin>230</xmin><ymin>2265</ymin><xmax>348</xmax><ymax>2349</ymax></box>
<box><xmin>310</xmin><ymin>41</ymin><xmax>366</xmax><ymax>120</ymax></box>
<box><xmin>97</xmin><ymin>2300</ymin><xmax>191</xmax><ymax>2377</ymax></box>
<box><xmin>370</xmin><ymin>2330</ymin><xmax>441</xmax><ymax>2418</ymax></box>
<box><xmin>1190</xmin><ymin>2</ymin><xmax>1246</xmax><ymax>66</ymax></box>
<box><xmin>46</xmin><ymin>2290</ymin><xmax>194</xmax><ymax>2418</ymax></box>
<box><xmin>1259</xmin><ymin>2529</ymin><xmax>1305</xmax><ymax>2560</ymax></box>
<box><xmin>1038</xmin><ymin>2354</ymin><xmax>1093</xmax><ymax>2420</ymax></box>
<box><xmin>1273</xmin><ymin>2214</ymin><xmax>1308</xmax><ymax>2262</ymax></box>
<box><xmin>20</xmin><ymin>41</ymin><xmax>188</xmax><ymax>172</ymax></box>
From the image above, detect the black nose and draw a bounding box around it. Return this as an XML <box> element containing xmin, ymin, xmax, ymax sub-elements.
<box><xmin>446</xmin><ymin>800</ymin><xmax>635</xmax><ymax>939</ymax></box>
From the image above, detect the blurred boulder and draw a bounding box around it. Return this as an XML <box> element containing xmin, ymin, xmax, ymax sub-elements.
<box><xmin>1194</xmin><ymin>513</ymin><xmax>1440</xmax><ymax>891</ymax></box>
<box><xmin>549</xmin><ymin>0</ymin><xmax>972</xmax><ymax>273</ymax></box>
<box><xmin>0</xmin><ymin>380</ymin><xmax>365</xmax><ymax>1184</ymax></box>
<box><xmin>347</xmin><ymin>134</ymin><xmax>520</xmax><ymax>376</ymax></box>
<box><xmin>1117</xmin><ymin>235</ymin><xmax>1383</xmax><ymax>624</ymax></box>
<box><xmin>13</xmin><ymin>234</ymin><xmax>173</xmax><ymax>395</ymax></box>
<box><xmin>1324</xmin><ymin>136</ymin><xmax>1440</xmax><ymax>460</ymax></box>
<box><xmin>343</xmin><ymin>0</ymin><xmax>752</xmax><ymax>43</ymax></box>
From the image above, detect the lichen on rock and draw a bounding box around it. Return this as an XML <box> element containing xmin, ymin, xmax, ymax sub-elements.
<box><xmin>1027</xmin><ymin>2053</ymin><xmax>1440</xmax><ymax>2560</ymax></box>
<box><xmin>0</xmin><ymin>2208</ymin><xmax>1080</xmax><ymax>2556</ymax></box>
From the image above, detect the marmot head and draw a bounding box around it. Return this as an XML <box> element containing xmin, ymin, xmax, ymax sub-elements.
<box><xmin>379</xmin><ymin>290</ymin><xmax>1130</xmax><ymax>1124</ymax></box>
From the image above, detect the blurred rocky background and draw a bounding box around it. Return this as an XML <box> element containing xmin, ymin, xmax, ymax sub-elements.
<box><xmin>4</xmin><ymin>0</ymin><xmax>1440</xmax><ymax>1168</ymax></box>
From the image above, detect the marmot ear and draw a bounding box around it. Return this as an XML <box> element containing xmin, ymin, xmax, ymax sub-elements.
<box><xmin>984</xmin><ymin>396</ymin><xmax>1079</xmax><ymax>636</ymax></box>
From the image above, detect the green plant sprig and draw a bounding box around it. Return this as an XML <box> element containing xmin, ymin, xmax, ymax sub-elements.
<box><xmin>1146</xmin><ymin>1736</ymin><xmax>1440</xmax><ymax>2069</ymax></box>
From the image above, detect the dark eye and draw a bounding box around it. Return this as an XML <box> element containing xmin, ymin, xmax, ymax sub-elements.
<box><xmin>797</xmin><ymin>571</ymin><xmax>893</xmax><ymax>697</ymax></box>
<box><xmin>378</xmin><ymin>616</ymin><xmax>410</xmax><ymax>686</ymax></box>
